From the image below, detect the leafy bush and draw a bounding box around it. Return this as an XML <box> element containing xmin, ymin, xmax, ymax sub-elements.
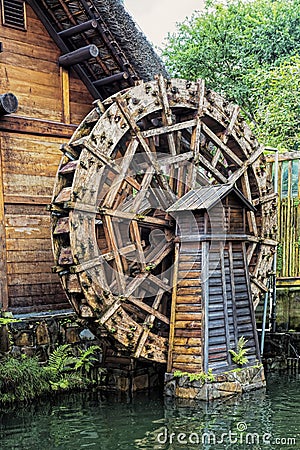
<box><xmin>0</xmin><ymin>345</ymin><xmax>104</xmax><ymax>405</ymax></box>
<box><xmin>0</xmin><ymin>355</ymin><xmax>49</xmax><ymax>404</ymax></box>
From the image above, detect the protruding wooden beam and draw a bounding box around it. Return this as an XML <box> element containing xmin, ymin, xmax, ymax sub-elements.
<box><xmin>93</xmin><ymin>72</ymin><xmax>129</xmax><ymax>88</ymax></box>
<box><xmin>58</xmin><ymin>45</ymin><xmax>99</xmax><ymax>68</ymax></box>
<box><xmin>26</xmin><ymin>0</ymin><xmax>101</xmax><ymax>99</ymax></box>
<box><xmin>0</xmin><ymin>93</ymin><xmax>18</xmax><ymax>115</ymax></box>
<box><xmin>58</xmin><ymin>19</ymin><xmax>98</xmax><ymax>39</ymax></box>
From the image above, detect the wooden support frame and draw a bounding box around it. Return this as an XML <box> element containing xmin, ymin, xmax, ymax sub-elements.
<box><xmin>26</xmin><ymin>0</ymin><xmax>102</xmax><ymax>99</ymax></box>
<box><xmin>201</xmin><ymin>240</ymin><xmax>209</xmax><ymax>373</ymax></box>
<box><xmin>242</xmin><ymin>242</ymin><xmax>262</xmax><ymax>362</ymax></box>
<box><xmin>167</xmin><ymin>242</ymin><xmax>179</xmax><ymax>373</ymax></box>
<box><xmin>61</xmin><ymin>67</ymin><xmax>70</xmax><ymax>124</ymax></box>
<box><xmin>220</xmin><ymin>243</ymin><xmax>232</xmax><ymax>364</ymax></box>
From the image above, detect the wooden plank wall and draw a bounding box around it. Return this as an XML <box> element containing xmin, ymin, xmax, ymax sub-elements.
<box><xmin>170</xmin><ymin>205</ymin><xmax>260</xmax><ymax>374</ymax></box>
<box><xmin>0</xmin><ymin>4</ymin><xmax>94</xmax><ymax>312</ymax></box>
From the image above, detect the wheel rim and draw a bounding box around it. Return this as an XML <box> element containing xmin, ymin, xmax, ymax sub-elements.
<box><xmin>51</xmin><ymin>76</ymin><xmax>276</xmax><ymax>363</ymax></box>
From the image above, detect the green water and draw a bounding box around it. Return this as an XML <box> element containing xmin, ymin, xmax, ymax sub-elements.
<box><xmin>0</xmin><ymin>374</ymin><xmax>299</xmax><ymax>450</ymax></box>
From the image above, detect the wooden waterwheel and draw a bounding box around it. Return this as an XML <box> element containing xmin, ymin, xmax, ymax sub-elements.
<box><xmin>50</xmin><ymin>76</ymin><xmax>276</xmax><ymax>366</ymax></box>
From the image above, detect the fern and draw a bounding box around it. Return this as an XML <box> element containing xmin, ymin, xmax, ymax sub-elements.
<box><xmin>74</xmin><ymin>345</ymin><xmax>100</xmax><ymax>374</ymax></box>
<box><xmin>229</xmin><ymin>336</ymin><xmax>249</xmax><ymax>366</ymax></box>
<box><xmin>47</xmin><ymin>344</ymin><xmax>77</xmax><ymax>376</ymax></box>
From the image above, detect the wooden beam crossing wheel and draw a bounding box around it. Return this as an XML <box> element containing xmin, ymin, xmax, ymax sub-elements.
<box><xmin>50</xmin><ymin>76</ymin><xmax>276</xmax><ymax>365</ymax></box>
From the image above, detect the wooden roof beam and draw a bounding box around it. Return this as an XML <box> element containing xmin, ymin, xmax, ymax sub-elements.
<box><xmin>93</xmin><ymin>72</ymin><xmax>129</xmax><ymax>88</ymax></box>
<box><xmin>26</xmin><ymin>0</ymin><xmax>102</xmax><ymax>100</ymax></box>
<box><xmin>58</xmin><ymin>19</ymin><xmax>98</xmax><ymax>38</ymax></box>
<box><xmin>58</xmin><ymin>44</ymin><xmax>99</xmax><ymax>68</ymax></box>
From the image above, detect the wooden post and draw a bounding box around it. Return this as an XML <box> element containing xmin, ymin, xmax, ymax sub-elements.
<box><xmin>201</xmin><ymin>240</ymin><xmax>209</xmax><ymax>373</ymax></box>
<box><xmin>242</xmin><ymin>242</ymin><xmax>262</xmax><ymax>362</ymax></box>
<box><xmin>58</xmin><ymin>45</ymin><xmax>99</xmax><ymax>68</ymax></box>
<box><xmin>0</xmin><ymin>141</ymin><xmax>8</xmax><ymax>310</ymax></box>
<box><xmin>220</xmin><ymin>243</ymin><xmax>231</xmax><ymax>363</ymax></box>
<box><xmin>61</xmin><ymin>67</ymin><xmax>70</xmax><ymax>124</ymax></box>
<box><xmin>167</xmin><ymin>242</ymin><xmax>179</xmax><ymax>373</ymax></box>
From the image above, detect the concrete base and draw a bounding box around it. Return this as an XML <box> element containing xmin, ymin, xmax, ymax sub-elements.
<box><xmin>164</xmin><ymin>366</ymin><xmax>266</xmax><ymax>401</ymax></box>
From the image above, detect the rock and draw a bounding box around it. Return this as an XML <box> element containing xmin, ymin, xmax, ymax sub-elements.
<box><xmin>79</xmin><ymin>328</ymin><xmax>96</xmax><ymax>341</ymax></box>
<box><xmin>15</xmin><ymin>331</ymin><xmax>33</xmax><ymax>347</ymax></box>
<box><xmin>164</xmin><ymin>366</ymin><xmax>265</xmax><ymax>401</ymax></box>
<box><xmin>21</xmin><ymin>346</ymin><xmax>36</xmax><ymax>357</ymax></box>
<box><xmin>176</xmin><ymin>387</ymin><xmax>199</xmax><ymax>399</ymax></box>
<box><xmin>36</xmin><ymin>321</ymin><xmax>50</xmax><ymax>345</ymax></box>
<box><xmin>0</xmin><ymin>326</ymin><xmax>10</xmax><ymax>353</ymax></box>
<box><xmin>65</xmin><ymin>327</ymin><xmax>80</xmax><ymax>344</ymax></box>
<box><xmin>133</xmin><ymin>374</ymin><xmax>149</xmax><ymax>391</ymax></box>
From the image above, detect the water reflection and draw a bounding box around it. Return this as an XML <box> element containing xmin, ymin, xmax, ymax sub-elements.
<box><xmin>0</xmin><ymin>374</ymin><xmax>299</xmax><ymax>450</ymax></box>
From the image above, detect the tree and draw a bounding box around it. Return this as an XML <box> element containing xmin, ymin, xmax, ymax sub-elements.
<box><xmin>162</xmin><ymin>0</ymin><xmax>300</xmax><ymax>150</ymax></box>
<box><xmin>249</xmin><ymin>56</ymin><xmax>300</xmax><ymax>151</ymax></box>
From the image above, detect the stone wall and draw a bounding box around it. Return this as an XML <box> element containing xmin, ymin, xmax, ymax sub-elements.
<box><xmin>0</xmin><ymin>310</ymin><xmax>164</xmax><ymax>393</ymax></box>
<box><xmin>276</xmin><ymin>289</ymin><xmax>300</xmax><ymax>331</ymax></box>
<box><xmin>0</xmin><ymin>310</ymin><xmax>100</xmax><ymax>360</ymax></box>
<box><xmin>164</xmin><ymin>366</ymin><xmax>266</xmax><ymax>401</ymax></box>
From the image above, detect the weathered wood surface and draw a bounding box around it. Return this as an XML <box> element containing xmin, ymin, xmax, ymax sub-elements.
<box><xmin>0</xmin><ymin>5</ymin><xmax>93</xmax><ymax>122</ymax></box>
<box><xmin>0</xmin><ymin>4</ymin><xmax>96</xmax><ymax>313</ymax></box>
<box><xmin>51</xmin><ymin>77</ymin><xmax>275</xmax><ymax>367</ymax></box>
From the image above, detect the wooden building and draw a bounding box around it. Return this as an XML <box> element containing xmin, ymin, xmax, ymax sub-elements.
<box><xmin>167</xmin><ymin>184</ymin><xmax>261</xmax><ymax>373</ymax></box>
<box><xmin>0</xmin><ymin>0</ymin><xmax>167</xmax><ymax>314</ymax></box>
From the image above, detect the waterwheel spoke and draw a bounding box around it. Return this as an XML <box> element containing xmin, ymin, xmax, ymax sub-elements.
<box><xmin>241</xmin><ymin>171</ymin><xmax>258</xmax><ymax>236</ymax></box>
<box><xmin>103</xmin><ymin>215</ymin><xmax>126</xmax><ymax>292</ymax></box>
<box><xmin>114</xmin><ymin>94</ymin><xmax>177</xmax><ymax>203</ymax></box>
<box><xmin>103</xmin><ymin>139</ymin><xmax>139</xmax><ymax>208</ymax></box>
<box><xmin>157</xmin><ymin>74</ymin><xmax>177</xmax><ymax>156</ymax></box>
<box><xmin>130</xmin><ymin>220</ymin><xmax>146</xmax><ymax>270</ymax></box>
<box><xmin>134</xmin><ymin>288</ymin><xmax>165</xmax><ymax>358</ymax></box>
<box><xmin>127</xmin><ymin>295</ymin><xmax>169</xmax><ymax>325</ymax></box>
<box><xmin>131</xmin><ymin>167</ymin><xmax>155</xmax><ymax>212</ymax></box>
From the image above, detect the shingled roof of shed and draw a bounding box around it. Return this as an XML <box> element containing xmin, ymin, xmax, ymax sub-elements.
<box><xmin>167</xmin><ymin>184</ymin><xmax>255</xmax><ymax>212</ymax></box>
<box><xmin>27</xmin><ymin>0</ymin><xmax>168</xmax><ymax>100</ymax></box>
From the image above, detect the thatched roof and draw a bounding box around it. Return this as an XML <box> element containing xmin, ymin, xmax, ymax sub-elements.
<box><xmin>93</xmin><ymin>0</ymin><xmax>167</xmax><ymax>81</ymax></box>
<box><xmin>28</xmin><ymin>0</ymin><xmax>168</xmax><ymax>99</ymax></box>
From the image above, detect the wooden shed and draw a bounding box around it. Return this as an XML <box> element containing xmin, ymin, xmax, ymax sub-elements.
<box><xmin>167</xmin><ymin>184</ymin><xmax>261</xmax><ymax>373</ymax></box>
<box><xmin>0</xmin><ymin>0</ymin><xmax>167</xmax><ymax>314</ymax></box>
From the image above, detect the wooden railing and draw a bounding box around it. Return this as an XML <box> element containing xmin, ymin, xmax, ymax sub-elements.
<box><xmin>266</xmin><ymin>151</ymin><xmax>300</xmax><ymax>286</ymax></box>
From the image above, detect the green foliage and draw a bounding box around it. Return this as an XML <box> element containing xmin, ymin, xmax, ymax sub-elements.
<box><xmin>248</xmin><ymin>56</ymin><xmax>300</xmax><ymax>150</ymax></box>
<box><xmin>47</xmin><ymin>344</ymin><xmax>77</xmax><ymax>375</ymax></box>
<box><xmin>0</xmin><ymin>345</ymin><xmax>103</xmax><ymax>405</ymax></box>
<box><xmin>173</xmin><ymin>368</ymin><xmax>215</xmax><ymax>383</ymax></box>
<box><xmin>162</xmin><ymin>0</ymin><xmax>300</xmax><ymax>151</ymax></box>
<box><xmin>0</xmin><ymin>355</ymin><xmax>49</xmax><ymax>404</ymax></box>
<box><xmin>74</xmin><ymin>345</ymin><xmax>101</xmax><ymax>374</ymax></box>
<box><xmin>229</xmin><ymin>336</ymin><xmax>249</xmax><ymax>366</ymax></box>
<box><xmin>0</xmin><ymin>317</ymin><xmax>21</xmax><ymax>325</ymax></box>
